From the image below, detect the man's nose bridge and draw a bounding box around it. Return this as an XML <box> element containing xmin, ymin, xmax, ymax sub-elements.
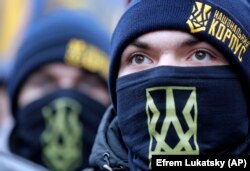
<box><xmin>58</xmin><ymin>76</ymin><xmax>77</xmax><ymax>89</ymax></box>
<box><xmin>158</xmin><ymin>53</ymin><xmax>178</xmax><ymax>66</ymax></box>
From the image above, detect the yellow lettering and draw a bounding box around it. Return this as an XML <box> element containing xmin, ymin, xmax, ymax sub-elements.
<box><xmin>208</xmin><ymin>19</ymin><xmax>219</xmax><ymax>36</ymax></box>
<box><xmin>242</xmin><ymin>35</ymin><xmax>247</xmax><ymax>44</ymax></box>
<box><xmin>217</xmin><ymin>12</ymin><xmax>223</xmax><ymax>21</ymax></box>
<box><xmin>233</xmin><ymin>38</ymin><xmax>242</xmax><ymax>56</ymax></box>
<box><xmin>221</xmin><ymin>15</ymin><xmax>227</xmax><ymax>25</ymax></box>
<box><xmin>216</xmin><ymin>23</ymin><xmax>226</xmax><ymax>40</ymax></box>
<box><xmin>82</xmin><ymin>49</ymin><xmax>93</xmax><ymax>72</ymax></box>
<box><xmin>238</xmin><ymin>46</ymin><xmax>246</xmax><ymax>62</ymax></box>
<box><xmin>228</xmin><ymin>34</ymin><xmax>238</xmax><ymax>50</ymax></box>
<box><xmin>207</xmin><ymin>10</ymin><xmax>249</xmax><ymax>62</ymax></box>
<box><xmin>232</xmin><ymin>24</ymin><xmax>237</xmax><ymax>33</ymax></box>
<box><xmin>214</xmin><ymin>10</ymin><xmax>220</xmax><ymax>19</ymax></box>
<box><xmin>226</xmin><ymin>19</ymin><xmax>231</xmax><ymax>28</ymax></box>
<box><xmin>236</xmin><ymin>28</ymin><xmax>241</xmax><ymax>36</ymax></box>
<box><xmin>65</xmin><ymin>39</ymin><xmax>108</xmax><ymax>80</ymax></box>
<box><xmin>222</xmin><ymin>29</ymin><xmax>232</xmax><ymax>43</ymax></box>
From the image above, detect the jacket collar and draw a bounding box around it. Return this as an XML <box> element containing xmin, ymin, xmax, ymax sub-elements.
<box><xmin>89</xmin><ymin>105</ymin><xmax>129</xmax><ymax>170</ymax></box>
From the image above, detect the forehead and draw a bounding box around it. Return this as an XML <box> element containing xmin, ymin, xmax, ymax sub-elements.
<box><xmin>36</xmin><ymin>62</ymin><xmax>81</xmax><ymax>74</ymax></box>
<box><xmin>131</xmin><ymin>30</ymin><xmax>197</xmax><ymax>49</ymax></box>
<box><xmin>137</xmin><ymin>30</ymin><xmax>194</xmax><ymax>40</ymax></box>
<box><xmin>26</xmin><ymin>62</ymin><xmax>83</xmax><ymax>80</ymax></box>
<box><xmin>40</xmin><ymin>62</ymin><xmax>79</xmax><ymax>72</ymax></box>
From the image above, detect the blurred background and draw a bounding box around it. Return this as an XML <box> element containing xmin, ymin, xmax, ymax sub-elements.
<box><xmin>0</xmin><ymin>0</ymin><xmax>129</xmax><ymax>63</ymax></box>
<box><xmin>0</xmin><ymin>0</ymin><xmax>129</xmax><ymax>156</ymax></box>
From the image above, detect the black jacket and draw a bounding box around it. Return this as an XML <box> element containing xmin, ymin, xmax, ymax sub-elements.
<box><xmin>89</xmin><ymin>106</ymin><xmax>129</xmax><ymax>171</ymax></box>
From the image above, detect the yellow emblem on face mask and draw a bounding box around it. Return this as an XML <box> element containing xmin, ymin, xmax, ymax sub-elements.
<box><xmin>146</xmin><ymin>86</ymin><xmax>199</xmax><ymax>168</ymax></box>
<box><xmin>41</xmin><ymin>97</ymin><xmax>83</xmax><ymax>171</ymax></box>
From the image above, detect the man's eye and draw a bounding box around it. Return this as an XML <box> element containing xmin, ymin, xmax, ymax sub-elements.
<box><xmin>129</xmin><ymin>54</ymin><xmax>152</xmax><ymax>65</ymax></box>
<box><xmin>191</xmin><ymin>50</ymin><xmax>213</xmax><ymax>61</ymax></box>
<box><xmin>38</xmin><ymin>77</ymin><xmax>54</xmax><ymax>88</ymax></box>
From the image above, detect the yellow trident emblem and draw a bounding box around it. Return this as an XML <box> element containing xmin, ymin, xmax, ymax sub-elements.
<box><xmin>146</xmin><ymin>86</ymin><xmax>199</xmax><ymax>168</ymax></box>
<box><xmin>41</xmin><ymin>97</ymin><xmax>83</xmax><ymax>171</ymax></box>
<box><xmin>186</xmin><ymin>2</ymin><xmax>212</xmax><ymax>33</ymax></box>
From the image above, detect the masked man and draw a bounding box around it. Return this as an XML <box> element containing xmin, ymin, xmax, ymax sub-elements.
<box><xmin>8</xmin><ymin>9</ymin><xmax>110</xmax><ymax>171</ymax></box>
<box><xmin>89</xmin><ymin>0</ymin><xmax>250</xmax><ymax>170</ymax></box>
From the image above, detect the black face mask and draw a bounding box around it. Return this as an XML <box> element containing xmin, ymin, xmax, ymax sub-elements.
<box><xmin>10</xmin><ymin>89</ymin><xmax>106</xmax><ymax>171</ymax></box>
<box><xmin>116</xmin><ymin>66</ymin><xmax>249</xmax><ymax>170</ymax></box>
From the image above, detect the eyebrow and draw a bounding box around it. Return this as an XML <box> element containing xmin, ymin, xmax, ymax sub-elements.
<box><xmin>130</xmin><ymin>40</ymin><xmax>150</xmax><ymax>49</ymax></box>
<box><xmin>130</xmin><ymin>37</ymin><xmax>201</xmax><ymax>50</ymax></box>
<box><xmin>180</xmin><ymin>37</ymin><xmax>200</xmax><ymax>47</ymax></box>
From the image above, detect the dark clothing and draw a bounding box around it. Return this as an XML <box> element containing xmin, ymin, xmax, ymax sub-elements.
<box><xmin>89</xmin><ymin>106</ymin><xmax>128</xmax><ymax>171</ymax></box>
<box><xmin>89</xmin><ymin>105</ymin><xmax>250</xmax><ymax>171</ymax></box>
